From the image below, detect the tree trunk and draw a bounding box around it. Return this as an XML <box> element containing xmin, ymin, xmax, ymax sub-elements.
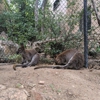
<box><xmin>41</xmin><ymin>0</ymin><xmax>48</xmax><ymax>10</ymax></box>
<box><xmin>91</xmin><ymin>0</ymin><xmax>100</xmax><ymax>26</ymax></box>
<box><xmin>35</xmin><ymin>0</ymin><xmax>39</xmax><ymax>28</ymax></box>
<box><xmin>40</xmin><ymin>0</ymin><xmax>48</xmax><ymax>35</ymax></box>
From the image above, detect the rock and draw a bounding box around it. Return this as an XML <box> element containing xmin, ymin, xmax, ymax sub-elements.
<box><xmin>2</xmin><ymin>41</ymin><xmax>18</xmax><ymax>55</ymax></box>
<box><xmin>15</xmin><ymin>83</ymin><xmax>24</xmax><ymax>89</ymax></box>
<box><xmin>0</xmin><ymin>31</ymin><xmax>18</xmax><ymax>56</ymax></box>
<box><xmin>55</xmin><ymin>72</ymin><xmax>58</xmax><ymax>75</ymax></box>
<box><xmin>0</xmin><ymin>32</ymin><xmax>19</xmax><ymax>63</ymax></box>
<box><xmin>0</xmin><ymin>84</ymin><xmax>6</xmax><ymax>91</ymax></box>
<box><xmin>23</xmin><ymin>89</ymin><xmax>30</xmax><ymax>97</ymax></box>
<box><xmin>38</xmin><ymin>81</ymin><xmax>45</xmax><ymax>85</ymax></box>
<box><xmin>0</xmin><ymin>31</ymin><xmax>8</xmax><ymax>40</ymax></box>
<box><xmin>0</xmin><ymin>88</ymin><xmax>28</xmax><ymax>100</ymax></box>
<box><xmin>28</xmin><ymin>82</ymin><xmax>36</xmax><ymax>88</ymax></box>
<box><xmin>30</xmin><ymin>90</ymin><xmax>43</xmax><ymax>100</ymax></box>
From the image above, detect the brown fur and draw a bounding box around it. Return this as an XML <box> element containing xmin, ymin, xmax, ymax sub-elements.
<box><xmin>34</xmin><ymin>49</ymin><xmax>84</xmax><ymax>70</ymax></box>
<box><xmin>55</xmin><ymin>49</ymin><xmax>77</xmax><ymax>64</ymax></box>
<box><xmin>13</xmin><ymin>43</ymin><xmax>40</xmax><ymax>70</ymax></box>
<box><xmin>63</xmin><ymin>52</ymin><xmax>84</xmax><ymax>69</ymax></box>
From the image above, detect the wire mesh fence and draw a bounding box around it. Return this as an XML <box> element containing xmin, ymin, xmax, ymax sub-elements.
<box><xmin>0</xmin><ymin>0</ymin><xmax>100</xmax><ymax>63</ymax></box>
<box><xmin>47</xmin><ymin>0</ymin><xmax>100</xmax><ymax>50</ymax></box>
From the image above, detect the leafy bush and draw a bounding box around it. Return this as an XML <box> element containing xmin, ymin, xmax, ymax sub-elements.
<box><xmin>96</xmin><ymin>47</ymin><xmax>100</xmax><ymax>53</ymax></box>
<box><xmin>0</xmin><ymin>0</ymin><xmax>36</xmax><ymax>44</ymax></box>
<box><xmin>44</xmin><ymin>41</ymin><xmax>65</xmax><ymax>57</ymax></box>
<box><xmin>8</xmin><ymin>54</ymin><xmax>22</xmax><ymax>63</ymax></box>
<box><xmin>0</xmin><ymin>0</ymin><xmax>91</xmax><ymax>57</ymax></box>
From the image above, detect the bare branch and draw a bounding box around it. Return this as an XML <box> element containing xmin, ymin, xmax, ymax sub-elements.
<box><xmin>91</xmin><ymin>0</ymin><xmax>100</xmax><ymax>26</ymax></box>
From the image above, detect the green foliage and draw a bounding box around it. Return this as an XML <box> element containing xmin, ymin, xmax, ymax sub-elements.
<box><xmin>40</xmin><ymin>57</ymin><xmax>53</xmax><ymax>64</ymax></box>
<box><xmin>96</xmin><ymin>46</ymin><xmax>100</xmax><ymax>53</ymax></box>
<box><xmin>37</xmin><ymin>8</ymin><xmax>61</xmax><ymax>40</ymax></box>
<box><xmin>0</xmin><ymin>0</ymin><xmax>2</xmax><ymax>3</ymax></box>
<box><xmin>0</xmin><ymin>0</ymin><xmax>36</xmax><ymax>44</ymax></box>
<box><xmin>38</xmin><ymin>0</ymin><xmax>84</xmax><ymax>56</ymax></box>
<box><xmin>8</xmin><ymin>54</ymin><xmax>22</xmax><ymax>63</ymax></box>
<box><xmin>0</xmin><ymin>0</ymin><xmax>62</xmax><ymax>44</ymax></box>
<box><xmin>44</xmin><ymin>41</ymin><xmax>65</xmax><ymax>57</ymax></box>
<box><xmin>0</xmin><ymin>0</ymin><xmax>98</xmax><ymax>57</ymax></box>
<box><xmin>0</xmin><ymin>36</ymin><xmax>6</xmax><ymax>41</ymax></box>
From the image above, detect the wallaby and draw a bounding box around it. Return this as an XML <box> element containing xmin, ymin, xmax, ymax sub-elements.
<box><xmin>34</xmin><ymin>49</ymin><xmax>84</xmax><ymax>70</ymax></box>
<box><xmin>13</xmin><ymin>43</ymin><xmax>40</xmax><ymax>70</ymax></box>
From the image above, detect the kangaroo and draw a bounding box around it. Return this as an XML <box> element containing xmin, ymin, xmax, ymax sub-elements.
<box><xmin>34</xmin><ymin>49</ymin><xmax>84</xmax><ymax>70</ymax></box>
<box><xmin>13</xmin><ymin>43</ymin><xmax>40</xmax><ymax>70</ymax></box>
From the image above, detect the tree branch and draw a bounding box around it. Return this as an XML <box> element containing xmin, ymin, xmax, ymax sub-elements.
<box><xmin>91</xmin><ymin>0</ymin><xmax>100</xmax><ymax>26</ymax></box>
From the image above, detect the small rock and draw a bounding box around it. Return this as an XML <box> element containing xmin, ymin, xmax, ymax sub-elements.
<box><xmin>72</xmin><ymin>85</ymin><xmax>75</xmax><ymax>88</ymax></box>
<box><xmin>0</xmin><ymin>84</ymin><xmax>6</xmax><ymax>91</ymax></box>
<box><xmin>20</xmin><ymin>85</ymin><xmax>24</xmax><ymax>88</ymax></box>
<box><xmin>55</xmin><ymin>72</ymin><xmax>58</xmax><ymax>75</ymax></box>
<box><xmin>23</xmin><ymin>89</ymin><xmax>30</xmax><ymax>97</ymax></box>
<box><xmin>16</xmin><ymin>83</ymin><xmax>24</xmax><ymax>89</ymax></box>
<box><xmin>28</xmin><ymin>82</ymin><xmax>36</xmax><ymax>88</ymax></box>
<box><xmin>38</xmin><ymin>81</ymin><xmax>45</xmax><ymax>85</ymax></box>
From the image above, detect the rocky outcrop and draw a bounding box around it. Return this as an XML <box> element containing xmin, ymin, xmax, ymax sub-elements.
<box><xmin>0</xmin><ymin>31</ymin><xmax>18</xmax><ymax>62</ymax></box>
<box><xmin>0</xmin><ymin>84</ymin><xmax>44</xmax><ymax>100</ymax></box>
<box><xmin>0</xmin><ymin>84</ymin><xmax>28</xmax><ymax>100</ymax></box>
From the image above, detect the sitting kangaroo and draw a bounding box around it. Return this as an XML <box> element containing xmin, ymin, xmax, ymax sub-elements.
<box><xmin>13</xmin><ymin>43</ymin><xmax>40</xmax><ymax>70</ymax></box>
<box><xmin>34</xmin><ymin>49</ymin><xmax>84</xmax><ymax>70</ymax></box>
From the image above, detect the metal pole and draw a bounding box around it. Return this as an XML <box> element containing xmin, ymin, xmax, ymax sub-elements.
<box><xmin>84</xmin><ymin>0</ymin><xmax>88</xmax><ymax>68</ymax></box>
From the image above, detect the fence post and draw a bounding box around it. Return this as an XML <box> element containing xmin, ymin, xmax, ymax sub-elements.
<box><xmin>84</xmin><ymin>0</ymin><xmax>88</xmax><ymax>68</ymax></box>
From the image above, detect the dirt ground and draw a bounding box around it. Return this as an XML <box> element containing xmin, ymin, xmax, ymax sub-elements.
<box><xmin>0</xmin><ymin>63</ymin><xmax>100</xmax><ymax>100</ymax></box>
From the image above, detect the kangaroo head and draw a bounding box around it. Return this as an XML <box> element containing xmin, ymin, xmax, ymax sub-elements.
<box><xmin>16</xmin><ymin>43</ymin><xmax>25</xmax><ymax>54</ymax></box>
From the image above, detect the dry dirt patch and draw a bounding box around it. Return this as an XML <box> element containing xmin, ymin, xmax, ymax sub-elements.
<box><xmin>0</xmin><ymin>64</ymin><xmax>100</xmax><ymax>100</ymax></box>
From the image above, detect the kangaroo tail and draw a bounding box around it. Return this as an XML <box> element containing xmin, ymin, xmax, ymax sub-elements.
<box><xmin>34</xmin><ymin>65</ymin><xmax>64</xmax><ymax>70</ymax></box>
<box><xmin>13</xmin><ymin>64</ymin><xmax>22</xmax><ymax>70</ymax></box>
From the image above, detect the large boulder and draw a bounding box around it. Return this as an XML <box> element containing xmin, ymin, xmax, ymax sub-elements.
<box><xmin>0</xmin><ymin>31</ymin><xmax>18</xmax><ymax>55</ymax></box>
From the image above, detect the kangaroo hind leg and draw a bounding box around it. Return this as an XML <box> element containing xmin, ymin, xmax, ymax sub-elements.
<box><xmin>28</xmin><ymin>53</ymin><xmax>40</xmax><ymax>66</ymax></box>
